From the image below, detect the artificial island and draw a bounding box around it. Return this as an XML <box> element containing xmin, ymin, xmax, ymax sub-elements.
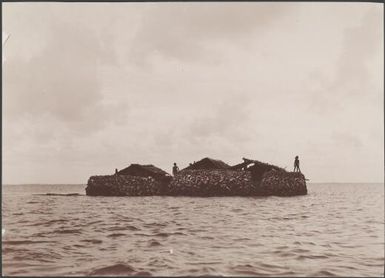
<box><xmin>86</xmin><ymin>157</ymin><xmax>307</xmax><ymax>197</ymax></box>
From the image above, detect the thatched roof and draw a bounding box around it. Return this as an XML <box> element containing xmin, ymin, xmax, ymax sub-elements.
<box><xmin>183</xmin><ymin>157</ymin><xmax>230</xmax><ymax>170</ymax></box>
<box><xmin>117</xmin><ymin>164</ymin><xmax>171</xmax><ymax>178</ymax></box>
<box><xmin>141</xmin><ymin>165</ymin><xmax>171</xmax><ymax>176</ymax></box>
<box><xmin>231</xmin><ymin>157</ymin><xmax>284</xmax><ymax>171</ymax></box>
<box><xmin>231</xmin><ymin>157</ymin><xmax>285</xmax><ymax>182</ymax></box>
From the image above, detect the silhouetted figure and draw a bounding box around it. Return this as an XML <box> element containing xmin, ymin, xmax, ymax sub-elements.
<box><xmin>115</xmin><ymin>168</ymin><xmax>118</xmax><ymax>175</ymax></box>
<box><xmin>294</xmin><ymin>156</ymin><xmax>301</xmax><ymax>173</ymax></box>
<box><xmin>172</xmin><ymin>163</ymin><xmax>179</xmax><ymax>176</ymax></box>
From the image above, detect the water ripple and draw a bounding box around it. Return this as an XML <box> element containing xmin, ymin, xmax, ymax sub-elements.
<box><xmin>2</xmin><ymin>183</ymin><xmax>384</xmax><ymax>276</ymax></box>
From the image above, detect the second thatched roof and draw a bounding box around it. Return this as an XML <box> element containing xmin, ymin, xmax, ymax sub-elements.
<box><xmin>117</xmin><ymin>164</ymin><xmax>171</xmax><ymax>180</ymax></box>
<box><xmin>183</xmin><ymin>157</ymin><xmax>230</xmax><ymax>171</ymax></box>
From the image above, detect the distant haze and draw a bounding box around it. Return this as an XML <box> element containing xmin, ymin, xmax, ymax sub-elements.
<box><xmin>2</xmin><ymin>2</ymin><xmax>383</xmax><ymax>184</ymax></box>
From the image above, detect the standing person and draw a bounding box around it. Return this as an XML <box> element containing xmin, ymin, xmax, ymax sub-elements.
<box><xmin>294</xmin><ymin>156</ymin><xmax>301</xmax><ymax>172</ymax></box>
<box><xmin>172</xmin><ymin>163</ymin><xmax>179</xmax><ymax>176</ymax></box>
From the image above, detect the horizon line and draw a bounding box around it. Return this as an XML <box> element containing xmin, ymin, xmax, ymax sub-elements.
<box><xmin>2</xmin><ymin>182</ymin><xmax>384</xmax><ymax>186</ymax></box>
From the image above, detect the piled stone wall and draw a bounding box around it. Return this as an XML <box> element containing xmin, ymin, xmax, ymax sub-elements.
<box><xmin>258</xmin><ymin>169</ymin><xmax>307</xmax><ymax>196</ymax></box>
<box><xmin>85</xmin><ymin>169</ymin><xmax>307</xmax><ymax>197</ymax></box>
<box><xmin>86</xmin><ymin>175</ymin><xmax>167</xmax><ymax>196</ymax></box>
<box><xmin>168</xmin><ymin>169</ymin><xmax>255</xmax><ymax>196</ymax></box>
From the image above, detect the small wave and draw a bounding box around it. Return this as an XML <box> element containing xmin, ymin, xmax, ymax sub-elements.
<box><xmin>200</xmin><ymin>236</ymin><xmax>215</xmax><ymax>240</ymax></box>
<box><xmin>153</xmin><ymin>232</ymin><xmax>170</xmax><ymax>237</ymax></box>
<box><xmin>148</xmin><ymin>240</ymin><xmax>162</xmax><ymax>247</ymax></box>
<box><xmin>168</xmin><ymin>206</ymin><xmax>180</xmax><ymax>210</ymax></box>
<box><xmin>193</xmin><ymin>266</ymin><xmax>218</xmax><ymax>274</ymax></box>
<box><xmin>360</xmin><ymin>261</ymin><xmax>385</xmax><ymax>267</ymax></box>
<box><xmin>2</xmin><ymin>247</ymin><xmax>20</xmax><ymax>253</ymax></box>
<box><xmin>55</xmin><ymin>229</ymin><xmax>81</xmax><ymax>234</ymax></box>
<box><xmin>291</xmin><ymin>248</ymin><xmax>310</xmax><ymax>253</ymax></box>
<box><xmin>73</xmin><ymin>244</ymin><xmax>87</xmax><ymax>248</ymax></box>
<box><xmin>311</xmin><ymin>270</ymin><xmax>337</xmax><ymax>276</ymax></box>
<box><xmin>80</xmin><ymin>239</ymin><xmax>103</xmax><ymax>244</ymax></box>
<box><xmin>143</xmin><ymin>222</ymin><xmax>167</xmax><ymax>228</ymax></box>
<box><xmin>232</xmin><ymin>270</ymin><xmax>267</xmax><ymax>276</ymax></box>
<box><xmin>297</xmin><ymin>254</ymin><xmax>329</xmax><ymax>260</ymax></box>
<box><xmin>3</xmin><ymin>240</ymin><xmax>56</xmax><ymax>245</ymax></box>
<box><xmin>126</xmin><ymin>225</ymin><xmax>140</xmax><ymax>231</ymax></box>
<box><xmin>46</xmin><ymin>219</ymin><xmax>67</xmax><ymax>224</ymax></box>
<box><xmin>107</xmin><ymin>233</ymin><xmax>126</xmax><ymax>238</ymax></box>
<box><xmin>188</xmin><ymin>261</ymin><xmax>222</xmax><ymax>265</ymax></box>
<box><xmin>89</xmin><ymin>263</ymin><xmax>136</xmax><ymax>275</ymax></box>
<box><xmin>189</xmin><ymin>229</ymin><xmax>206</xmax><ymax>233</ymax></box>
<box><xmin>231</xmin><ymin>208</ymin><xmax>243</xmax><ymax>212</ymax></box>
<box><xmin>272</xmin><ymin>250</ymin><xmax>293</xmax><ymax>258</ymax></box>
<box><xmin>28</xmin><ymin>219</ymin><xmax>68</xmax><ymax>227</ymax></box>
<box><xmin>258</xmin><ymin>262</ymin><xmax>288</xmax><ymax>270</ymax></box>
<box><xmin>107</xmin><ymin>225</ymin><xmax>139</xmax><ymax>232</ymax></box>
<box><xmin>134</xmin><ymin>233</ymin><xmax>152</xmax><ymax>237</ymax></box>
<box><xmin>231</xmin><ymin>264</ymin><xmax>268</xmax><ymax>276</ymax></box>
<box><xmin>32</xmin><ymin>193</ymin><xmax>82</xmax><ymax>196</ymax></box>
<box><xmin>274</xmin><ymin>245</ymin><xmax>288</xmax><ymax>250</ymax></box>
<box><xmin>167</xmin><ymin>232</ymin><xmax>186</xmax><ymax>236</ymax></box>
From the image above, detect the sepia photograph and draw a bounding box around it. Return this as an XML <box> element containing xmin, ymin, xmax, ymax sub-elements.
<box><xmin>2</xmin><ymin>1</ymin><xmax>384</xmax><ymax>277</ymax></box>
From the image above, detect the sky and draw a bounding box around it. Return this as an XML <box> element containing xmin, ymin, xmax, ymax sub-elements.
<box><xmin>2</xmin><ymin>2</ymin><xmax>384</xmax><ymax>184</ymax></box>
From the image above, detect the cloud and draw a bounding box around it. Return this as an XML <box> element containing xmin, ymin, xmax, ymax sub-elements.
<box><xmin>331</xmin><ymin>131</ymin><xmax>363</xmax><ymax>149</ymax></box>
<box><xmin>306</xmin><ymin>7</ymin><xmax>382</xmax><ymax>114</ymax></box>
<box><xmin>185</xmin><ymin>94</ymin><xmax>254</xmax><ymax>145</ymax></box>
<box><xmin>4</xmin><ymin>12</ymin><xmax>126</xmax><ymax>139</ymax></box>
<box><xmin>333</xmin><ymin>8</ymin><xmax>382</xmax><ymax>94</ymax></box>
<box><xmin>129</xmin><ymin>3</ymin><xmax>291</xmax><ymax>65</ymax></box>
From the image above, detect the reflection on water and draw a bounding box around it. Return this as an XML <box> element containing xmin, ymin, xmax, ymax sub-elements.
<box><xmin>2</xmin><ymin>183</ymin><xmax>384</xmax><ymax>276</ymax></box>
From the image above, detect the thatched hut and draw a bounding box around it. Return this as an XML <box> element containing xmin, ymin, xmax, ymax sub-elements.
<box><xmin>86</xmin><ymin>164</ymin><xmax>172</xmax><ymax>196</ymax></box>
<box><xmin>230</xmin><ymin>158</ymin><xmax>307</xmax><ymax>196</ymax></box>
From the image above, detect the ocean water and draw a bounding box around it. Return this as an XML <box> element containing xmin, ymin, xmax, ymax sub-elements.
<box><xmin>2</xmin><ymin>183</ymin><xmax>384</xmax><ymax>276</ymax></box>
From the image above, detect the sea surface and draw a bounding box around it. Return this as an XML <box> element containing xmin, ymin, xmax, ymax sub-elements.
<box><xmin>2</xmin><ymin>183</ymin><xmax>384</xmax><ymax>276</ymax></box>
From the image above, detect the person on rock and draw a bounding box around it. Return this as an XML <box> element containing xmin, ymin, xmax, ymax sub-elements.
<box><xmin>294</xmin><ymin>156</ymin><xmax>301</xmax><ymax>173</ymax></box>
<box><xmin>172</xmin><ymin>163</ymin><xmax>179</xmax><ymax>176</ymax></box>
